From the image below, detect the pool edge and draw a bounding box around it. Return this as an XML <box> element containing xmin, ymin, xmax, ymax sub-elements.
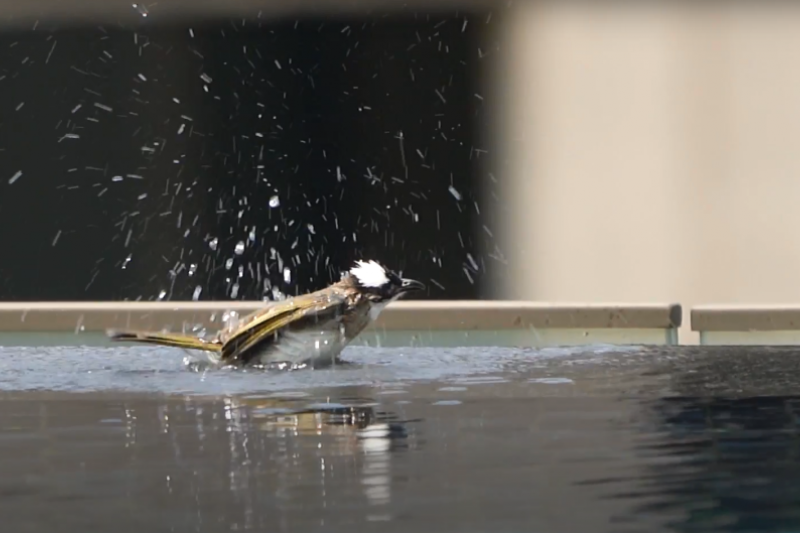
<box><xmin>0</xmin><ymin>301</ymin><xmax>682</xmax><ymax>347</ymax></box>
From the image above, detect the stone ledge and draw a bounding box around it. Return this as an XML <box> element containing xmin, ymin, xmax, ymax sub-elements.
<box><xmin>692</xmin><ymin>305</ymin><xmax>800</xmax><ymax>332</ymax></box>
<box><xmin>0</xmin><ymin>301</ymin><xmax>682</xmax><ymax>333</ymax></box>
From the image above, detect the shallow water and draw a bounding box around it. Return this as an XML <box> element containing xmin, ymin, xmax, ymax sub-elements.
<box><xmin>3</xmin><ymin>343</ymin><xmax>800</xmax><ymax>531</ymax></box>
<box><xmin>0</xmin><ymin>343</ymin><xmax>636</xmax><ymax>395</ymax></box>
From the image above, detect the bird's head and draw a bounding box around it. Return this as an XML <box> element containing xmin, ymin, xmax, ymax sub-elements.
<box><xmin>346</xmin><ymin>260</ymin><xmax>425</xmax><ymax>303</ymax></box>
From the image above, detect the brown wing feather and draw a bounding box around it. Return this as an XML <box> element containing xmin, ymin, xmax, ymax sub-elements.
<box><xmin>219</xmin><ymin>293</ymin><xmax>348</xmax><ymax>364</ymax></box>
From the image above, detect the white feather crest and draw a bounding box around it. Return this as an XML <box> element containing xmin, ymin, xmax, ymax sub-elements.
<box><xmin>349</xmin><ymin>260</ymin><xmax>390</xmax><ymax>288</ymax></box>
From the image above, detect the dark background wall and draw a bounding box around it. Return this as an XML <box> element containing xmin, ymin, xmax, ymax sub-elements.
<box><xmin>0</xmin><ymin>12</ymin><xmax>498</xmax><ymax>301</ymax></box>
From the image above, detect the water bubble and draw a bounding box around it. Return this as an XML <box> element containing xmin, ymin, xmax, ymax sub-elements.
<box><xmin>188</xmin><ymin>263</ymin><xmax>197</xmax><ymax>276</ymax></box>
<box><xmin>157</xmin><ymin>290</ymin><xmax>167</xmax><ymax>301</ymax></box>
<box><xmin>225</xmin><ymin>258</ymin><xmax>234</xmax><ymax>270</ymax></box>
<box><xmin>8</xmin><ymin>170</ymin><xmax>22</xmax><ymax>185</ymax></box>
<box><xmin>283</xmin><ymin>268</ymin><xmax>292</xmax><ymax>283</ymax></box>
<box><xmin>208</xmin><ymin>237</ymin><xmax>218</xmax><ymax>251</ymax></box>
<box><xmin>192</xmin><ymin>286</ymin><xmax>202</xmax><ymax>301</ymax></box>
<box><xmin>234</xmin><ymin>241</ymin><xmax>245</xmax><ymax>255</ymax></box>
<box><xmin>307</xmin><ymin>224</ymin><xmax>316</xmax><ymax>235</ymax></box>
<box><xmin>230</xmin><ymin>283</ymin><xmax>239</xmax><ymax>299</ymax></box>
<box><xmin>269</xmin><ymin>195</ymin><xmax>280</xmax><ymax>208</ymax></box>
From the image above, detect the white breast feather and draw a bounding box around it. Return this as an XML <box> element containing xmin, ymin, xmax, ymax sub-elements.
<box><xmin>251</xmin><ymin>328</ymin><xmax>348</xmax><ymax>367</ymax></box>
<box><xmin>369</xmin><ymin>302</ymin><xmax>388</xmax><ymax>321</ymax></box>
<box><xmin>281</xmin><ymin>329</ymin><xmax>346</xmax><ymax>359</ymax></box>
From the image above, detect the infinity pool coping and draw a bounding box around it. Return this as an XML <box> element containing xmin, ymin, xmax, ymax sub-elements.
<box><xmin>692</xmin><ymin>304</ymin><xmax>800</xmax><ymax>332</ymax></box>
<box><xmin>0</xmin><ymin>301</ymin><xmax>682</xmax><ymax>332</ymax></box>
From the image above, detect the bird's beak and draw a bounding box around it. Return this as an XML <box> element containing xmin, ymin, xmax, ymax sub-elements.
<box><xmin>400</xmin><ymin>278</ymin><xmax>426</xmax><ymax>292</ymax></box>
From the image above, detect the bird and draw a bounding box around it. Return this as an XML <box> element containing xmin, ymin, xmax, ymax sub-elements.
<box><xmin>107</xmin><ymin>260</ymin><xmax>425</xmax><ymax>368</ymax></box>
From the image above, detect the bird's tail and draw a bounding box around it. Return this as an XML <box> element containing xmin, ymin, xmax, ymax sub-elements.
<box><xmin>107</xmin><ymin>329</ymin><xmax>221</xmax><ymax>352</ymax></box>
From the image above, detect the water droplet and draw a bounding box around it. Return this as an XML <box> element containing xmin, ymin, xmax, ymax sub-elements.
<box><xmin>8</xmin><ymin>170</ymin><xmax>22</xmax><ymax>184</ymax></box>
<box><xmin>208</xmin><ymin>237</ymin><xmax>218</xmax><ymax>251</ymax></box>
<box><xmin>230</xmin><ymin>283</ymin><xmax>239</xmax><ymax>299</ymax></box>
<box><xmin>222</xmin><ymin>311</ymin><xmax>240</xmax><ymax>329</ymax></box>
<box><xmin>131</xmin><ymin>3</ymin><xmax>149</xmax><ymax>16</ymax></box>
<box><xmin>192</xmin><ymin>286</ymin><xmax>202</xmax><ymax>300</ymax></box>
<box><xmin>283</xmin><ymin>268</ymin><xmax>292</xmax><ymax>283</ymax></box>
<box><xmin>307</xmin><ymin>224</ymin><xmax>315</xmax><ymax>235</ymax></box>
<box><xmin>188</xmin><ymin>263</ymin><xmax>197</xmax><ymax>276</ymax></box>
<box><xmin>448</xmin><ymin>185</ymin><xmax>462</xmax><ymax>201</ymax></box>
<box><xmin>466</xmin><ymin>253</ymin><xmax>479</xmax><ymax>271</ymax></box>
<box><xmin>269</xmin><ymin>195</ymin><xmax>280</xmax><ymax>208</ymax></box>
<box><xmin>234</xmin><ymin>241</ymin><xmax>245</xmax><ymax>255</ymax></box>
<box><xmin>225</xmin><ymin>258</ymin><xmax>234</xmax><ymax>270</ymax></box>
<box><xmin>157</xmin><ymin>290</ymin><xmax>167</xmax><ymax>301</ymax></box>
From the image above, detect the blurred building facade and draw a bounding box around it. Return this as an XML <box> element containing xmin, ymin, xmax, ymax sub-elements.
<box><xmin>493</xmin><ymin>3</ymin><xmax>800</xmax><ymax>340</ymax></box>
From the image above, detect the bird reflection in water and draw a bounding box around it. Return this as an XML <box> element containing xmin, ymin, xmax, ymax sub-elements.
<box><xmin>358</xmin><ymin>422</ymin><xmax>404</xmax><ymax>517</ymax></box>
<box><xmin>144</xmin><ymin>391</ymin><xmax>419</xmax><ymax>528</ymax></box>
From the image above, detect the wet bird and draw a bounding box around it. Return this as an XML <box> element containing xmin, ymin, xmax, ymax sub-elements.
<box><xmin>107</xmin><ymin>260</ymin><xmax>425</xmax><ymax>368</ymax></box>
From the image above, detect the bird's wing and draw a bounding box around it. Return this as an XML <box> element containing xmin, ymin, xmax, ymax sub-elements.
<box><xmin>219</xmin><ymin>293</ymin><xmax>348</xmax><ymax>364</ymax></box>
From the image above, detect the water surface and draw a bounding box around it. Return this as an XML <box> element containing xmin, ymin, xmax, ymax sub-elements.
<box><xmin>1</xmin><ymin>343</ymin><xmax>800</xmax><ymax>532</ymax></box>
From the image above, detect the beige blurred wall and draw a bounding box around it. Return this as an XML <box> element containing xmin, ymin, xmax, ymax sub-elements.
<box><xmin>492</xmin><ymin>3</ymin><xmax>800</xmax><ymax>340</ymax></box>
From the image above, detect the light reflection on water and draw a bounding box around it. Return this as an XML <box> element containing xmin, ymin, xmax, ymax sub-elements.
<box><xmin>1</xmin><ymin>345</ymin><xmax>800</xmax><ymax>531</ymax></box>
